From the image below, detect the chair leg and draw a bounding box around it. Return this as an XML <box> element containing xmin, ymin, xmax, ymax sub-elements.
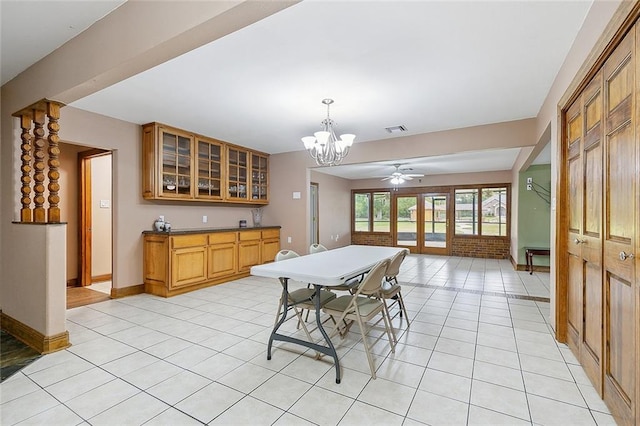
<box><xmin>380</xmin><ymin>298</ymin><xmax>398</xmax><ymax>346</ymax></box>
<box><xmin>355</xmin><ymin>314</ymin><xmax>377</xmax><ymax>379</ymax></box>
<box><xmin>397</xmin><ymin>292</ymin><xmax>410</xmax><ymax>325</ymax></box>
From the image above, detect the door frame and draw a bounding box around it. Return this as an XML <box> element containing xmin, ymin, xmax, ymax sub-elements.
<box><xmin>421</xmin><ymin>192</ymin><xmax>451</xmax><ymax>255</ymax></box>
<box><xmin>78</xmin><ymin>148</ymin><xmax>111</xmax><ymax>287</ymax></box>
<box><xmin>310</xmin><ymin>182</ymin><xmax>319</xmax><ymax>245</ymax></box>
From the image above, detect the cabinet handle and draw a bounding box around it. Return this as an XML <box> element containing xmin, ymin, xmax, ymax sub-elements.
<box><xmin>619</xmin><ymin>251</ymin><xmax>635</xmax><ymax>261</ymax></box>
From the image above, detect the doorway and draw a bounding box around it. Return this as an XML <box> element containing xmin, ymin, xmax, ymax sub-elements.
<box><xmin>395</xmin><ymin>193</ymin><xmax>449</xmax><ymax>254</ymax></box>
<box><xmin>310</xmin><ymin>182</ymin><xmax>319</xmax><ymax>245</ymax></box>
<box><xmin>78</xmin><ymin>149</ymin><xmax>112</xmax><ymax>293</ymax></box>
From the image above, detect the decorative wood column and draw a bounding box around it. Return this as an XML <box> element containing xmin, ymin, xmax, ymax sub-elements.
<box><xmin>12</xmin><ymin>99</ymin><xmax>65</xmax><ymax>224</ymax></box>
<box><xmin>19</xmin><ymin>116</ymin><xmax>33</xmax><ymax>222</ymax></box>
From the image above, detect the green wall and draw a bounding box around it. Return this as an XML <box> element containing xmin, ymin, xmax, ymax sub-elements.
<box><xmin>517</xmin><ymin>164</ymin><xmax>551</xmax><ymax>266</ymax></box>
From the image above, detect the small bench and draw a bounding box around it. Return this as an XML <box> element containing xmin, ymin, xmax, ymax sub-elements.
<box><xmin>525</xmin><ymin>247</ymin><xmax>550</xmax><ymax>275</ymax></box>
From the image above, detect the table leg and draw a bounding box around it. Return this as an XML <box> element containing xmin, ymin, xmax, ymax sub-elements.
<box><xmin>312</xmin><ymin>284</ymin><xmax>341</xmax><ymax>384</ymax></box>
<box><xmin>267</xmin><ymin>280</ymin><xmax>342</xmax><ymax>384</ymax></box>
<box><xmin>527</xmin><ymin>251</ymin><xmax>533</xmax><ymax>275</ymax></box>
<box><xmin>268</xmin><ymin>277</ymin><xmax>290</xmax><ymax>360</ymax></box>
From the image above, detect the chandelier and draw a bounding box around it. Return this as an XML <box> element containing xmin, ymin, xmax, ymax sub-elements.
<box><xmin>302</xmin><ymin>99</ymin><xmax>355</xmax><ymax>166</ymax></box>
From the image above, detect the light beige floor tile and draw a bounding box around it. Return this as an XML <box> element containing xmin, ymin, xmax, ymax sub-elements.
<box><xmin>358</xmin><ymin>377</ymin><xmax>416</xmax><ymax>416</ymax></box>
<box><xmin>528</xmin><ymin>394</ymin><xmax>597</xmax><ymax>425</ymax></box>
<box><xmin>407</xmin><ymin>390</ymin><xmax>469</xmax><ymax>425</ymax></box>
<box><xmin>0</xmin><ymin>373</ymin><xmax>40</xmax><ymax>404</ymax></box>
<box><xmin>210</xmin><ymin>395</ymin><xmax>284</xmax><ymax>425</ymax></box>
<box><xmin>146</xmin><ymin>370</ymin><xmax>211</xmax><ymax>405</ymax></box>
<box><xmin>174</xmin><ymin>382</ymin><xmax>244</xmax><ymax>424</ymax></box>
<box><xmin>217</xmin><ymin>362</ymin><xmax>275</xmax><ymax>393</ymax></box>
<box><xmin>44</xmin><ymin>367</ymin><xmax>115</xmax><ymax>402</ymax></box>
<box><xmin>250</xmin><ymin>373</ymin><xmax>312</xmax><ymax>410</ymax></box>
<box><xmin>65</xmin><ymin>379</ymin><xmax>140</xmax><ymax>420</ymax></box>
<box><xmin>420</xmin><ymin>368</ymin><xmax>472</xmax><ymax>402</ymax></box>
<box><xmin>339</xmin><ymin>400</ymin><xmax>404</xmax><ymax>426</ymax></box>
<box><xmin>88</xmin><ymin>392</ymin><xmax>170</xmax><ymax>425</ymax></box>
<box><xmin>15</xmin><ymin>403</ymin><xmax>84</xmax><ymax>425</ymax></box>
<box><xmin>473</xmin><ymin>360</ymin><xmax>524</xmax><ymax>391</ymax></box>
<box><xmin>427</xmin><ymin>351</ymin><xmax>474</xmax><ymax>377</ymax></box>
<box><xmin>470</xmin><ymin>380</ymin><xmax>530</xmax><ymax>421</ymax></box>
<box><xmin>375</xmin><ymin>357</ymin><xmax>426</xmax><ymax>388</ymax></box>
<box><xmin>467</xmin><ymin>405</ymin><xmax>530</xmax><ymax>425</ymax></box>
<box><xmin>523</xmin><ymin>371</ymin><xmax>586</xmax><ymax>407</ymax></box>
<box><xmin>289</xmin><ymin>385</ymin><xmax>354</xmax><ymax>426</ymax></box>
<box><xmin>188</xmin><ymin>352</ymin><xmax>245</xmax><ymax>381</ymax></box>
<box><xmin>0</xmin><ymin>388</ymin><xmax>61</xmax><ymax>425</ymax></box>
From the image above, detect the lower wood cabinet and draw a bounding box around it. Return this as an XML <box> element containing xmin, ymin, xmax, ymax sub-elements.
<box><xmin>143</xmin><ymin>227</ymin><xmax>280</xmax><ymax>297</ymax></box>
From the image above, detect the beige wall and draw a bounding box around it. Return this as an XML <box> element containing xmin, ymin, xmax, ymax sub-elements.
<box><xmin>310</xmin><ymin>171</ymin><xmax>351</xmax><ymax>250</ymax></box>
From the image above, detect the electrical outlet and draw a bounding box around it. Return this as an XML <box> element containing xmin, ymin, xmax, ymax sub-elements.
<box><xmin>202</xmin><ymin>215</ymin><xmax>207</xmax><ymax>223</ymax></box>
<box><xmin>527</xmin><ymin>184</ymin><xmax>532</xmax><ymax>191</ymax></box>
<box><xmin>287</xmin><ymin>236</ymin><xmax>292</xmax><ymax>243</ymax></box>
<box><xmin>527</xmin><ymin>177</ymin><xmax>533</xmax><ymax>184</ymax></box>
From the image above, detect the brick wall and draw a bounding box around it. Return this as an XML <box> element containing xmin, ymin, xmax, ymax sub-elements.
<box><xmin>451</xmin><ymin>236</ymin><xmax>510</xmax><ymax>259</ymax></box>
<box><xmin>351</xmin><ymin>233</ymin><xmax>394</xmax><ymax>246</ymax></box>
<box><xmin>351</xmin><ymin>233</ymin><xmax>510</xmax><ymax>259</ymax></box>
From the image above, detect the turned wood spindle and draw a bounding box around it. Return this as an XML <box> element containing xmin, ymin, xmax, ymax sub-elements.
<box><xmin>46</xmin><ymin>102</ymin><xmax>62</xmax><ymax>223</ymax></box>
<box><xmin>19</xmin><ymin>115</ymin><xmax>33</xmax><ymax>223</ymax></box>
<box><xmin>32</xmin><ymin>110</ymin><xmax>47</xmax><ymax>223</ymax></box>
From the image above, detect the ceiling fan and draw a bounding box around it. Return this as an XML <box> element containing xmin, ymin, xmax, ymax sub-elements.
<box><xmin>380</xmin><ymin>163</ymin><xmax>424</xmax><ymax>184</ymax></box>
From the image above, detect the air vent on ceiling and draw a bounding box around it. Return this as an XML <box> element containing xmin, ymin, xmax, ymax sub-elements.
<box><xmin>385</xmin><ymin>125</ymin><xmax>407</xmax><ymax>134</ymax></box>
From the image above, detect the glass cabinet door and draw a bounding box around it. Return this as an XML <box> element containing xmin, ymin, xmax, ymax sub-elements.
<box><xmin>227</xmin><ymin>147</ymin><xmax>248</xmax><ymax>200</ymax></box>
<box><xmin>161</xmin><ymin>129</ymin><xmax>192</xmax><ymax>197</ymax></box>
<box><xmin>196</xmin><ymin>137</ymin><xmax>223</xmax><ymax>200</ymax></box>
<box><xmin>251</xmin><ymin>153</ymin><xmax>268</xmax><ymax>202</ymax></box>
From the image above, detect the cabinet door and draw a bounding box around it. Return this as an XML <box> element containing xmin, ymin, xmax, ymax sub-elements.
<box><xmin>208</xmin><ymin>243</ymin><xmax>237</xmax><ymax>278</ymax></box>
<box><xmin>196</xmin><ymin>137</ymin><xmax>223</xmax><ymax>200</ymax></box>
<box><xmin>227</xmin><ymin>146</ymin><xmax>249</xmax><ymax>200</ymax></box>
<box><xmin>251</xmin><ymin>153</ymin><xmax>269</xmax><ymax>203</ymax></box>
<box><xmin>238</xmin><ymin>240</ymin><xmax>261</xmax><ymax>272</ymax></box>
<box><xmin>170</xmin><ymin>246</ymin><xmax>207</xmax><ymax>288</ymax></box>
<box><xmin>261</xmin><ymin>238</ymin><xmax>280</xmax><ymax>264</ymax></box>
<box><xmin>160</xmin><ymin>127</ymin><xmax>193</xmax><ymax>198</ymax></box>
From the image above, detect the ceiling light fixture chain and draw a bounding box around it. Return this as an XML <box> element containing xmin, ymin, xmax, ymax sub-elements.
<box><xmin>302</xmin><ymin>98</ymin><xmax>355</xmax><ymax>167</ymax></box>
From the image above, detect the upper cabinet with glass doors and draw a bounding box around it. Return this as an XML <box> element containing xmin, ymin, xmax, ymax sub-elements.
<box><xmin>142</xmin><ymin>122</ymin><xmax>269</xmax><ymax>205</ymax></box>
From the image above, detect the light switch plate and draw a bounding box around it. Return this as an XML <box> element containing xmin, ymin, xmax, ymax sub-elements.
<box><xmin>99</xmin><ymin>199</ymin><xmax>110</xmax><ymax>208</ymax></box>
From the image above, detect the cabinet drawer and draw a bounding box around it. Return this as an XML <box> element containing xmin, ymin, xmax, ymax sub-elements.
<box><xmin>239</xmin><ymin>230</ymin><xmax>261</xmax><ymax>241</ymax></box>
<box><xmin>209</xmin><ymin>232</ymin><xmax>237</xmax><ymax>244</ymax></box>
<box><xmin>262</xmin><ymin>229</ymin><xmax>279</xmax><ymax>239</ymax></box>
<box><xmin>171</xmin><ymin>234</ymin><xmax>207</xmax><ymax>249</ymax></box>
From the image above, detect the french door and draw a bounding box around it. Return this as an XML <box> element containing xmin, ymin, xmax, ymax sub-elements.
<box><xmin>395</xmin><ymin>193</ymin><xmax>449</xmax><ymax>254</ymax></box>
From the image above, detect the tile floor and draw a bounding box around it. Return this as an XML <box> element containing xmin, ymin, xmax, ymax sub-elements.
<box><xmin>1</xmin><ymin>255</ymin><xmax>616</xmax><ymax>425</ymax></box>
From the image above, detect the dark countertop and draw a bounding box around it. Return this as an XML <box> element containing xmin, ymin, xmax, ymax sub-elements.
<box><xmin>142</xmin><ymin>225</ymin><xmax>280</xmax><ymax>235</ymax></box>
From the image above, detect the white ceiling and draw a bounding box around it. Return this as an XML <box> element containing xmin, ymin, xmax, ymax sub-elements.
<box><xmin>2</xmin><ymin>0</ymin><xmax>589</xmax><ymax>180</ymax></box>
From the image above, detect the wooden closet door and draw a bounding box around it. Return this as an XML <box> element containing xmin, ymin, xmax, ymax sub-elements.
<box><xmin>580</xmin><ymin>71</ymin><xmax>604</xmax><ymax>391</ymax></box>
<box><xmin>602</xmin><ymin>27</ymin><xmax>636</xmax><ymax>426</ymax></box>
<box><xmin>565</xmin><ymin>98</ymin><xmax>583</xmax><ymax>359</ymax></box>
<box><xmin>565</xmin><ymin>71</ymin><xmax>604</xmax><ymax>394</ymax></box>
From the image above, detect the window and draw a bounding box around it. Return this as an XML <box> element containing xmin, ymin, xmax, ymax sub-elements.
<box><xmin>482</xmin><ymin>187</ymin><xmax>508</xmax><ymax>236</ymax></box>
<box><xmin>455</xmin><ymin>189</ymin><xmax>478</xmax><ymax>235</ymax></box>
<box><xmin>353</xmin><ymin>191</ymin><xmax>391</xmax><ymax>232</ymax></box>
<box><xmin>455</xmin><ymin>186</ymin><xmax>508</xmax><ymax>236</ymax></box>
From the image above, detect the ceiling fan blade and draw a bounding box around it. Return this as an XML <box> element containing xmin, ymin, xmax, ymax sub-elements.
<box><xmin>403</xmin><ymin>176</ymin><xmax>414</xmax><ymax>180</ymax></box>
<box><xmin>405</xmin><ymin>173</ymin><xmax>424</xmax><ymax>177</ymax></box>
<box><xmin>381</xmin><ymin>176</ymin><xmax>392</xmax><ymax>181</ymax></box>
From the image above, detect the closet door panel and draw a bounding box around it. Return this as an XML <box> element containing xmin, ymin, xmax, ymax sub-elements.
<box><xmin>602</xmin><ymin>27</ymin><xmax>636</xmax><ymax>426</ymax></box>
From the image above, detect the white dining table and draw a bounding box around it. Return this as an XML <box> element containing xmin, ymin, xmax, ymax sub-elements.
<box><xmin>250</xmin><ymin>244</ymin><xmax>408</xmax><ymax>383</ymax></box>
